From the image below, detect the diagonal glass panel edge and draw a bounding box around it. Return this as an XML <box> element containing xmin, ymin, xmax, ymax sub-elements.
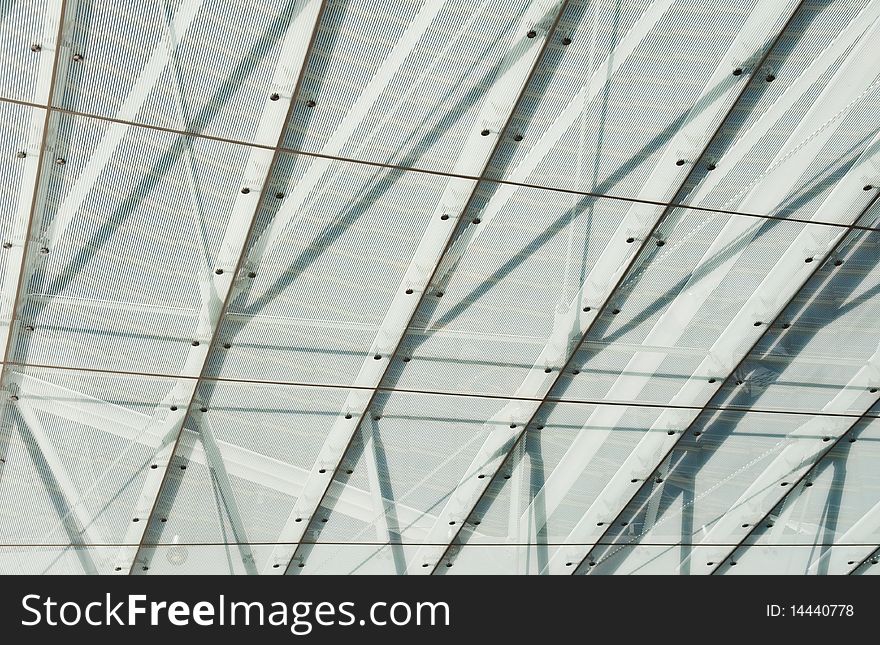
<box><xmin>56</xmin><ymin>0</ymin><xmax>311</xmax><ymax>145</ymax></box>
<box><xmin>285</xmin><ymin>0</ymin><xmax>543</xmax><ymax>172</ymax></box>
<box><xmin>270</xmin><ymin>0</ymin><xmax>570</xmax><ymax>575</ymax></box>
<box><xmin>8</xmin><ymin>111</ymin><xmax>260</xmax><ymax>375</ymax></box>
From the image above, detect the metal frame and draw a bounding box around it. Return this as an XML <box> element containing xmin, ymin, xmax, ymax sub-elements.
<box><xmin>577</xmin><ymin>200</ymin><xmax>880</xmax><ymax>575</ymax></box>
<box><xmin>273</xmin><ymin>0</ymin><xmax>572</xmax><ymax>575</ymax></box>
<box><xmin>0</xmin><ymin>0</ymin><xmax>878</xmax><ymax>576</ymax></box>
<box><xmin>122</xmin><ymin>0</ymin><xmax>328</xmax><ymax>574</ymax></box>
<box><xmin>425</xmin><ymin>0</ymin><xmax>809</xmax><ymax>574</ymax></box>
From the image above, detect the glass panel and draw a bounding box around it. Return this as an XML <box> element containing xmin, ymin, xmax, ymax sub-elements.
<box><xmin>302</xmin><ymin>391</ymin><xmax>518</xmax><ymax>544</ymax></box>
<box><xmin>283</xmin><ymin>0</ymin><xmax>532</xmax><ymax>170</ymax></box>
<box><xmin>0</xmin><ymin>366</ymin><xmax>178</xmax><ymax>545</ymax></box>
<box><xmin>0</xmin><ymin>0</ymin><xmax>53</xmax><ymax>103</ymax></box>
<box><xmin>56</xmin><ymin>0</ymin><xmax>303</xmax><ymax>142</ymax></box>
<box><xmin>205</xmin><ymin>153</ymin><xmax>449</xmax><ymax>385</ymax></box>
<box><xmin>14</xmin><ymin>111</ymin><xmax>253</xmax><ymax>374</ymax></box>
<box><xmin>586</xmin><ymin>410</ymin><xmax>855</xmax><ymax>564</ymax></box>
<box><xmin>486</xmin><ymin>0</ymin><xmax>798</xmax><ymax>201</ymax></box>
<box><xmin>2</xmin><ymin>0</ymin><xmax>879</xmax><ymax>578</ymax></box>
<box><xmin>0</xmin><ymin>546</ymin><xmax>137</xmax><ymax>575</ymax></box>
<box><xmin>711</xmin><ymin>228</ymin><xmax>880</xmax><ymax>414</ymax></box>
<box><xmin>460</xmin><ymin>401</ymin><xmax>699</xmax><ymax>545</ymax></box>
<box><xmin>387</xmin><ymin>185</ymin><xmax>663</xmax><ymax>397</ymax></box>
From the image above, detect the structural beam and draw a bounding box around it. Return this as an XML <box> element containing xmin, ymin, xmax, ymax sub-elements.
<box><xmin>271</xmin><ymin>0</ymin><xmax>571</xmax><ymax>575</ymax></box>
<box><xmin>701</xmin><ymin>386</ymin><xmax>880</xmax><ymax>575</ymax></box>
<box><xmin>577</xmin><ymin>208</ymin><xmax>880</xmax><ymax>575</ymax></box>
<box><xmin>123</xmin><ymin>0</ymin><xmax>327</xmax><ymax>574</ymax></box>
<box><xmin>13</xmin><ymin>400</ymin><xmax>102</xmax><ymax>573</ymax></box>
<box><xmin>43</xmin><ymin>0</ymin><xmax>210</xmax><ymax>248</ymax></box>
<box><xmin>196</xmin><ymin>416</ymin><xmax>258</xmax><ymax>574</ymax></box>
<box><xmin>547</xmin><ymin>9</ymin><xmax>880</xmax><ymax>559</ymax></box>
<box><xmin>9</xmin><ymin>370</ymin><xmax>432</xmax><ymax>536</ymax></box>
<box><xmin>0</xmin><ymin>0</ymin><xmax>65</xmax><ymax>475</ymax></box>
<box><xmin>418</xmin><ymin>0</ymin><xmax>805</xmax><ymax>574</ymax></box>
<box><xmin>537</xmin><ymin>15</ymin><xmax>880</xmax><ymax>574</ymax></box>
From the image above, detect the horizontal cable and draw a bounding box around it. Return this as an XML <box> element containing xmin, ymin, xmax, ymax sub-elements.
<box><xmin>1</xmin><ymin>95</ymin><xmax>878</xmax><ymax>233</ymax></box>
<box><xmin>4</xmin><ymin>359</ymin><xmax>880</xmax><ymax>420</ymax></box>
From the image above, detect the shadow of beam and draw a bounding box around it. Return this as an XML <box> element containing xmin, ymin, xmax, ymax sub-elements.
<box><xmin>10</xmin><ymin>406</ymin><xmax>98</xmax><ymax>574</ymax></box>
<box><xmin>594</xmin><ymin>223</ymin><xmax>879</xmax><ymax>571</ymax></box>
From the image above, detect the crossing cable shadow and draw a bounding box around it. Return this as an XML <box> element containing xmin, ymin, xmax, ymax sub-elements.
<box><xmin>0</xmin><ymin>0</ymin><xmax>304</xmax><ymax>538</ymax></box>
<box><xmin>290</xmin><ymin>0</ymin><xmax>855</xmax><ymax>564</ymax></box>
<box><xmin>141</xmin><ymin>1</ymin><xmax>545</xmax><ymax>549</ymax></box>
<box><xmin>589</xmin><ymin>223</ymin><xmax>880</xmax><ymax>573</ymax></box>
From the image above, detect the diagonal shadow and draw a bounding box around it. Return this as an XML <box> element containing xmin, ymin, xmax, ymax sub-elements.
<box><xmin>391</xmin><ymin>20</ymin><xmax>807</xmax><ymax>346</ymax></box>
<box><xmin>368</xmin><ymin>417</ymin><xmax>407</xmax><ymax>574</ymax></box>
<box><xmin>390</xmin><ymin>123</ymin><xmax>877</xmax><ymax>568</ymax></box>
<box><xmin>160</xmin><ymin>2</ymin><xmax>560</xmax><ymax>551</ymax></box>
<box><xmin>9</xmin><ymin>406</ymin><xmax>98</xmax><ymax>574</ymax></box>
<box><xmin>593</xmin><ymin>223</ymin><xmax>879</xmax><ymax>571</ymax></box>
<box><xmin>814</xmin><ymin>448</ymin><xmax>848</xmax><ymax>575</ymax></box>
<box><xmin>574</xmin><ymin>131</ymin><xmax>878</xmax><ymax>353</ymax></box>
<box><xmin>410</xmin><ymin>133</ymin><xmax>871</xmax><ymax>526</ymax></box>
<box><xmin>10</xmin><ymin>0</ymin><xmax>864</xmax><ymax>568</ymax></box>
<box><xmin>0</xmin><ymin>0</ymin><xmax>305</xmax><ymax>549</ymax></box>
<box><xmin>442</xmin><ymin>123</ymin><xmax>877</xmax><ymax>558</ymax></box>
<box><xmin>525</xmin><ymin>429</ymin><xmax>549</xmax><ymax>573</ymax></box>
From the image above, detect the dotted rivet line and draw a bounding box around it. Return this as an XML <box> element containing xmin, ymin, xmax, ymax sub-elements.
<box><xmin>609</xmin><ymin>76</ymin><xmax>880</xmax><ymax>291</ymax></box>
<box><xmin>287</xmin><ymin>0</ymin><xmax>498</xmax><ymax>231</ymax></box>
<box><xmin>703</xmin><ymin>6</ymin><xmax>880</xmax><ymax>197</ymax></box>
<box><xmin>612</xmin><ymin>41</ymin><xmax>876</xmax><ymax>290</ymax></box>
<box><xmin>588</xmin><ymin>436</ymin><xmax>793</xmax><ymax>570</ymax></box>
<box><xmin>621</xmin><ymin>209</ymin><xmax>724</xmax><ymax>291</ymax></box>
<box><xmin>293</xmin><ymin>432</ymin><xmax>486</xmax><ymax>572</ymax></box>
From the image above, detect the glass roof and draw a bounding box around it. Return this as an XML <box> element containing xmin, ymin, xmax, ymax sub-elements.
<box><xmin>0</xmin><ymin>0</ymin><xmax>879</xmax><ymax>575</ymax></box>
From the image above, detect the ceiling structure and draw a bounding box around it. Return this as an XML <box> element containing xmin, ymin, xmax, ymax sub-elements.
<box><xmin>0</xmin><ymin>0</ymin><xmax>879</xmax><ymax>575</ymax></box>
